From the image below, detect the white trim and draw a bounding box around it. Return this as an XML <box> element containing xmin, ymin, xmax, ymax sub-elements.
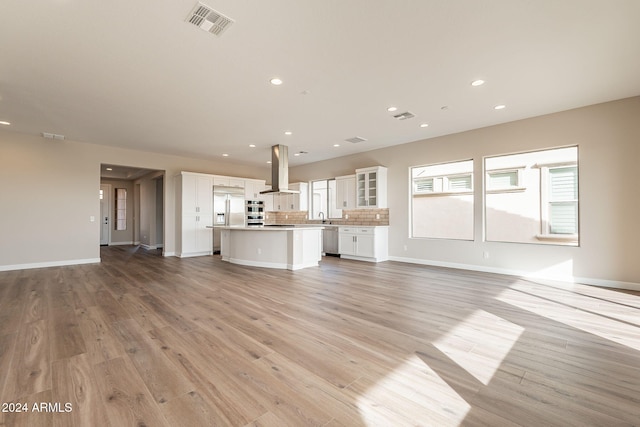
<box><xmin>388</xmin><ymin>255</ymin><xmax>640</xmax><ymax>292</ymax></box>
<box><xmin>108</xmin><ymin>241</ymin><xmax>134</xmax><ymax>246</ymax></box>
<box><xmin>176</xmin><ymin>251</ymin><xmax>212</xmax><ymax>258</ymax></box>
<box><xmin>224</xmin><ymin>257</ymin><xmax>286</xmax><ymax>269</ymax></box>
<box><xmin>141</xmin><ymin>244</ymin><xmax>158</xmax><ymax>250</ymax></box>
<box><xmin>0</xmin><ymin>258</ymin><xmax>101</xmax><ymax>272</ymax></box>
<box><xmin>222</xmin><ymin>256</ymin><xmax>320</xmax><ymax>271</ymax></box>
<box><xmin>163</xmin><ymin>251</ymin><xmax>176</xmax><ymax>257</ymax></box>
<box><xmin>340</xmin><ymin>254</ymin><xmax>387</xmax><ymax>263</ymax></box>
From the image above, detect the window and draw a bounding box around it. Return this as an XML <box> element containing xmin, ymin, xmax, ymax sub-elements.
<box><xmin>545</xmin><ymin>166</ymin><xmax>578</xmax><ymax>235</ymax></box>
<box><xmin>484</xmin><ymin>146</ymin><xmax>578</xmax><ymax>245</ymax></box>
<box><xmin>486</xmin><ymin>169</ymin><xmax>523</xmax><ymax>191</ymax></box>
<box><xmin>115</xmin><ymin>188</ymin><xmax>127</xmax><ymax>231</ymax></box>
<box><xmin>410</xmin><ymin>160</ymin><xmax>474</xmax><ymax>240</ymax></box>
<box><xmin>310</xmin><ymin>179</ymin><xmax>340</xmax><ymax>220</ymax></box>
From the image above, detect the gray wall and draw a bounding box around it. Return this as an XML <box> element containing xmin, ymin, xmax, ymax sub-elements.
<box><xmin>0</xmin><ymin>132</ymin><xmax>268</xmax><ymax>268</ymax></box>
<box><xmin>1</xmin><ymin>97</ymin><xmax>639</xmax><ymax>288</ymax></box>
<box><xmin>290</xmin><ymin>97</ymin><xmax>640</xmax><ymax>287</ymax></box>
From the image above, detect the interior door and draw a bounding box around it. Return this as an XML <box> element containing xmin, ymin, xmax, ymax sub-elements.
<box><xmin>100</xmin><ymin>184</ymin><xmax>111</xmax><ymax>245</ymax></box>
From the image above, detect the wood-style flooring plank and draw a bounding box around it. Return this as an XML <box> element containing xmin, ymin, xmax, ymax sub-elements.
<box><xmin>93</xmin><ymin>356</ymin><xmax>171</xmax><ymax>427</ymax></box>
<box><xmin>149</xmin><ymin>325</ymin><xmax>267</xmax><ymax>425</ymax></box>
<box><xmin>0</xmin><ymin>245</ymin><xmax>639</xmax><ymax>426</ymax></box>
<box><xmin>110</xmin><ymin>318</ymin><xmax>194</xmax><ymax>405</ymax></box>
<box><xmin>51</xmin><ymin>353</ymin><xmax>111</xmax><ymax>427</ymax></box>
<box><xmin>3</xmin><ymin>319</ymin><xmax>51</xmax><ymax>400</ymax></box>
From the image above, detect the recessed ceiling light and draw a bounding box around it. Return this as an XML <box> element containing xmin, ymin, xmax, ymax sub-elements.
<box><xmin>471</xmin><ymin>79</ymin><xmax>485</xmax><ymax>86</ymax></box>
<box><xmin>284</xmin><ymin>131</ymin><xmax>292</xmax><ymax>135</ymax></box>
<box><xmin>333</xmin><ymin>144</ymin><xmax>340</xmax><ymax>147</ymax></box>
<box><xmin>387</xmin><ymin>106</ymin><xmax>397</xmax><ymax>112</ymax></box>
<box><xmin>222</xmin><ymin>153</ymin><xmax>229</xmax><ymax>157</ymax></box>
<box><xmin>0</xmin><ymin>121</ymin><xmax>10</xmax><ymax>126</ymax></box>
<box><xmin>249</xmin><ymin>144</ymin><xmax>256</xmax><ymax>148</ymax></box>
<box><xmin>420</xmin><ymin>123</ymin><xmax>429</xmax><ymax>128</ymax></box>
<box><xmin>294</xmin><ymin>153</ymin><xmax>300</xmax><ymax>156</ymax></box>
<box><xmin>270</xmin><ymin>78</ymin><xmax>283</xmax><ymax>86</ymax></box>
<box><xmin>494</xmin><ymin>104</ymin><xmax>506</xmax><ymax>110</ymax></box>
<box><xmin>267</xmin><ymin>161</ymin><xmax>272</xmax><ymax>164</ymax></box>
<box><xmin>106</xmin><ymin>167</ymin><xmax>113</xmax><ymax>171</ymax></box>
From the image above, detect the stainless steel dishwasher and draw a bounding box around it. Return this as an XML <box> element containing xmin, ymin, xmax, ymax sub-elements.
<box><xmin>322</xmin><ymin>225</ymin><xmax>339</xmax><ymax>256</ymax></box>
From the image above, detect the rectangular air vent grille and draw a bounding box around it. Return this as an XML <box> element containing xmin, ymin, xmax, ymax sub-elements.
<box><xmin>393</xmin><ymin>111</ymin><xmax>415</xmax><ymax>120</ymax></box>
<box><xmin>345</xmin><ymin>136</ymin><xmax>367</xmax><ymax>144</ymax></box>
<box><xmin>42</xmin><ymin>132</ymin><xmax>65</xmax><ymax>140</ymax></box>
<box><xmin>186</xmin><ymin>2</ymin><xmax>234</xmax><ymax>36</ymax></box>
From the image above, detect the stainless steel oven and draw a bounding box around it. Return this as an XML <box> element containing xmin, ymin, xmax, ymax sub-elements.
<box><xmin>245</xmin><ymin>200</ymin><xmax>265</xmax><ymax>226</ymax></box>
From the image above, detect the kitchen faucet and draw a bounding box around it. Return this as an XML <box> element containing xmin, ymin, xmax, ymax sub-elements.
<box><xmin>319</xmin><ymin>212</ymin><xmax>325</xmax><ymax>223</ymax></box>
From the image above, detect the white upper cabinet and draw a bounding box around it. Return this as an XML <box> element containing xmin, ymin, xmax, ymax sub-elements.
<box><xmin>335</xmin><ymin>175</ymin><xmax>356</xmax><ymax>210</ymax></box>
<box><xmin>182</xmin><ymin>173</ymin><xmax>213</xmax><ymax>214</ymax></box>
<box><xmin>269</xmin><ymin>182</ymin><xmax>309</xmax><ymax>211</ymax></box>
<box><xmin>213</xmin><ymin>176</ymin><xmax>245</xmax><ymax>188</ymax></box>
<box><xmin>355</xmin><ymin>166</ymin><xmax>387</xmax><ymax>209</ymax></box>
<box><xmin>244</xmin><ymin>179</ymin><xmax>266</xmax><ymax>200</ymax></box>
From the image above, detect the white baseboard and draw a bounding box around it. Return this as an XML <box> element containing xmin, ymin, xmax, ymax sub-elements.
<box><xmin>0</xmin><ymin>258</ymin><xmax>101</xmax><ymax>272</ymax></box>
<box><xmin>163</xmin><ymin>251</ymin><xmax>176</xmax><ymax>257</ymax></box>
<box><xmin>141</xmin><ymin>244</ymin><xmax>157</xmax><ymax>250</ymax></box>
<box><xmin>108</xmin><ymin>241</ymin><xmax>134</xmax><ymax>246</ymax></box>
<box><xmin>176</xmin><ymin>251</ymin><xmax>212</xmax><ymax>258</ymax></box>
<box><xmin>388</xmin><ymin>256</ymin><xmax>640</xmax><ymax>292</ymax></box>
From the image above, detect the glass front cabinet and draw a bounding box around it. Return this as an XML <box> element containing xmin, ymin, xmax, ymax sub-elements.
<box><xmin>355</xmin><ymin>166</ymin><xmax>387</xmax><ymax>209</ymax></box>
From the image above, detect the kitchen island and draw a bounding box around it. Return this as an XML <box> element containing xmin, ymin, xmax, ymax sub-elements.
<box><xmin>218</xmin><ymin>225</ymin><xmax>323</xmax><ymax>270</ymax></box>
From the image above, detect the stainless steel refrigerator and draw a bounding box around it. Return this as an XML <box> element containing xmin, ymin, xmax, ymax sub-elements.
<box><xmin>212</xmin><ymin>186</ymin><xmax>245</xmax><ymax>253</ymax></box>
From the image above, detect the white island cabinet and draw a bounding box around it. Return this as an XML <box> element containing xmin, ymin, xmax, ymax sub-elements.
<box><xmin>220</xmin><ymin>226</ymin><xmax>323</xmax><ymax>270</ymax></box>
<box><xmin>338</xmin><ymin>226</ymin><xmax>388</xmax><ymax>262</ymax></box>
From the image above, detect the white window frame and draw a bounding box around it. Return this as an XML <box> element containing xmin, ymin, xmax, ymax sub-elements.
<box><xmin>410</xmin><ymin>159</ymin><xmax>474</xmax><ymax>241</ymax></box>
<box><xmin>115</xmin><ymin>188</ymin><xmax>127</xmax><ymax>231</ymax></box>
<box><xmin>412</xmin><ymin>173</ymin><xmax>473</xmax><ymax>196</ymax></box>
<box><xmin>485</xmin><ymin>168</ymin><xmax>525</xmax><ymax>193</ymax></box>
<box><xmin>538</xmin><ymin>163</ymin><xmax>578</xmax><ymax>242</ymax></box>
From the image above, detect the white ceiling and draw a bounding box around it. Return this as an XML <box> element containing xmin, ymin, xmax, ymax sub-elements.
<box><xmin>1</xmin><ymin>1</ymin><xmax>639</xmax><ymax>167</ymax></box>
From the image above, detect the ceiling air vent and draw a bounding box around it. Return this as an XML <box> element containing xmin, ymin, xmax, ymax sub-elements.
<box><xmin>393</xmin><ymin>111</ymin><xmax>415</xmax><ymax>120</ymax></box>
<box><xmin>345</xmin><ymin>136</ymin><xmax>367</xmax><ymax>144</ymax></box>
<box><xmin>186</xmin><ymin>2</ymin><xmax>234</xmax><ymax>36</ymax></box>
<box><xmin>42</xmin><ymin>132</ymin><xmax>65</xmax><ymax>140</ymax></box>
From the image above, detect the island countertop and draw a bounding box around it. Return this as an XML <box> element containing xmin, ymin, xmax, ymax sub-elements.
<box><xmin>219</xmin><ymin>226</ymin><xmax>323</xmax><ymax>270</ymax></box>
<box><xmin>216</xmin><ymin>225</ymin><xmax>325</xmax><ymax>231</ymax></box>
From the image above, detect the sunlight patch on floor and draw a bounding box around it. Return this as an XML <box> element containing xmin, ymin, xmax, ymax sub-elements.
<box><xmin>496</xmin><ymin>287</ymin><xmax>640</xmax><ymax>351</ymax></box>
<box><xmin>433</xmin><ymin>310</ymin><xmax>524</xmax><ymax>385</ymax></box>
<box><xmin>356</xmin><ymin>355</ymin><xmax>471</xmax><ymax>426</ymax></box>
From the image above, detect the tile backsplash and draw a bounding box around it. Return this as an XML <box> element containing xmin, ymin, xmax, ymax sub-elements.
<box><xmin>265</xmin><ymin>208</ymin><xmax>389</xmax><ymax>226</ymax></box>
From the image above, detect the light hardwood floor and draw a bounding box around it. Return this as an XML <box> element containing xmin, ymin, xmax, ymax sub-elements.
<box><xmin>1</xmin><ymin>246</ymin><xmax>639</xmax><ymax>426</ymax></box>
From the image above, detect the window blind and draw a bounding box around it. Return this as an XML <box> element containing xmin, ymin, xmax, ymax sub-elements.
<box><xmin>549</xmin><ymin>166</ymin><xmax>577</xmax><ymax>234</ymax></box>
<box><xmin>448</xmin><ymin>175</ymin><xmax>472</xmax><ymax>191</ymax></box>
<box><xmin>488</xmin><ymin>171</ymin><xmax>517</xmax><ymax>190</ymax></box>
<box><xmin>414</xmin><ymin>178</ymin><xmax>434</xmax><ymax>193</ymax></box>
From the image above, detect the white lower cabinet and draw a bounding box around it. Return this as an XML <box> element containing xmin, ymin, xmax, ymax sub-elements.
<box><xmin>182</xmin><ymin>213</ymin><xmax>213</xmax><ymax>256</ymax></box>
<box><xmin>338</xmin><ymin>226</ymin><xmax>388</xmax><ymax>262</ymax></box>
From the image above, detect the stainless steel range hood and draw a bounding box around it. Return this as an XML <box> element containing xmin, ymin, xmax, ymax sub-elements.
<box><xmin>260</xmin><ymin>144</ymin><xmax>299</xmax><ymax>194</ymax></box>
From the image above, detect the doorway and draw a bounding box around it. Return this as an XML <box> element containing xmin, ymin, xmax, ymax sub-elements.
<box><xmin>100</xmin><ymin>164</ymin><xmax>165</xmax><ymax>252</ymax></box>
